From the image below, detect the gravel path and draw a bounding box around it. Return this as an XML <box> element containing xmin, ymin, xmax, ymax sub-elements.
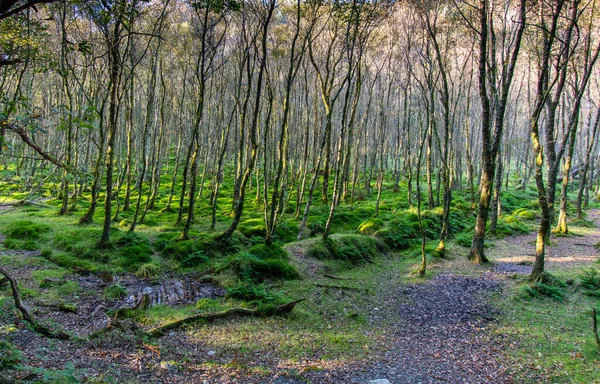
<box><xmin>304</xmin><ymin>211</ymin><xmax>600</xmax><ymax>384</ymax></box>
<box><xmin>303</xmin><ymin>274</ymin><xmax>508</xmax><ymax>384</ymax></box>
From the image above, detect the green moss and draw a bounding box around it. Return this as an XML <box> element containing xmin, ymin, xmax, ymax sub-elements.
<box><xmin>356</xmin><ymin>218</ymin><xmax>384</xmax><ymax>235</ymax></box>
<box><xmin>120</xmin><ymin>245</ymin><xmax>153</xmax><ymax>268</ymax></box>
<box><xmin>5</xmin><ymin>220</ymin><xmax>50</xmax><ymax>240</ymax></box>
<box><xmin>224</xmin><ymin>252</ymin><xmax>300</xmax><ymax>282</ymax></box>
<box><xmin>163</xmin><ymin>240</ymin><xmax>197</xmax><ymax>261</ymax></box>
<box><xmin>306</xmin><ymin>235</ymin><xmax>379</xmax><ymax>264</ymax></box>
<box><xmin>153</xmin><ymin>232</ymin><xmax>178</xmax><ymax>251</ymax></box>
<box><xmin>3</xmin><ymin>238</ymin><xmax>37</xmax><ymax>250</ymax></box>
<box><xmin>238</xmin><ymin>218</ymin><xmax>267</xmax><ymax>238</ymax></box>
<box><xmin>247</xmin><ymin>243</ymin><xmax>289</xmax><ymax>260</ymax></box>
<box><xmin>181</xmin><ymin>251</ymin><xmax>209</xmax><ymax>268</ymax></box>
<box><xmin>196</xmin><ymin>298</ymin><xmax>223</xmax><ymax>311</ymax></box>
<box><xmin>115</xmin><ymin>232</ymin><xmax>149</xmax><ymax>248</ymax></box>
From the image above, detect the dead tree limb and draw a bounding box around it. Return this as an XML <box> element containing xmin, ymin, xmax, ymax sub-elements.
<box><xmin>314</xmin><ymin>283</ymin><xmax>360</xmax><ymax>291</ymax></box>
<box><xmin>147</xmin><ymin>299</ymin><xmax>305</xmax><ymax>338</ymax></box>
<box><xmin>323</xmin><ymin>274</ymin><xmax>349</xmax><ymax>280</ymax></box>
<box><xmin>0</xmin><ymin>266</ymin><xmax>70</xmax><ymax>340</ymax></box>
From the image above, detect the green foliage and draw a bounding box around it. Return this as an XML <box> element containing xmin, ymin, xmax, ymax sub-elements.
<box><xmin>306</xmin><ymin>235</ymin><xmax>379</xmax><ymax>264</ymax></box>
<box><xmin>518</xmin><ymin>275</ymin><xmax>566</xmax><ymax>301</ymax></box>
<box><xmin>356</xmin><ymin>218</ymin><xmax>384</xmax><ymax>235</ymax></box>
<box><xmin>0</xmin><ymin>340</ymin><xmax>23</xmax><ymax>370</ymax></box>
<box><xmin>153</xmin><ymin>232</ymin><xmax>178</xmax><ymax>251</ymax></box>
<box><xmin>120</xmin><ymin>245</ymin><xmax>153</xmax><ymax>268</ymax></box>
<box><xmin>181</xmin><ymin>251</ymin><xmax>209</xmax><ymax>268</ymax></box>
<box><xmin>3</xmin><ymin>238</ymin><xmax>37</xmax><ymax>250</ymax></box>
<box><xmin>454</xmin><ymin>231</ymin><xmax>472</xmax><ymax>247</ymax></box>
<box><xmin>375</xmin><ymin>214</ymin><xmax>419</xmax><ymax>250</ymax></box>
<box><xmin>570</xmin><ymin>218</ymin><xmax>596</xmax><ymax>228</ymax></box>
<box><xmin>492</xmin><ymin>215</ymin><xmax>531</xmax><ymax>237</ymax></box>
<box><xmin>104</xmin><ymin>283</ymin><xmax>128</xmax><ymax>300</ymax></box>
<box><xmin>115</xmin><ymin>232</ymin><xmax>148</xmax><ymax>248</ymax></box>
<box><xmin>224</xmin><ymin>251</ymin><xmax>300</xmax><ymax>282</ymax></box>
<box><xmin>502</xmin><ymin>189</ymin><xmax>540</xmax><ymax>213</ymax></box>
<box><xmin>238</xmin><ymin>218</ymin><xmax>267</xmax><ymax>238</ymax></box>
<box><xmin>247</xmin><ymin>243</ymin><xmax>289</xmax><ymax>260</ymax></box>
<box><xmin>163</xmin><ymin>240</ymin><xmax>198</xmax><ymax>261</ymax></box>
<box><xmin>135</xmin><ymin>263</ymin><xmax>160</xmax><ymax>278</ymax></box>
<box><xmin>579</xmin><ymin>268</ymin><xmax>600</xmax><ymax>297</ymax></box>
<box><xmin>40</xmin><ymin>249</ymin><xmax>53</xmax><ymax>258</ymax></box>
<box><xmin>519</xmin><ymin>282</ymin><xmax>565</xmax><ymax>301</ymax></box>
<box><xmin>197</xmin><ymin>232</ymin><xmax>245</xmax><ymax>256</ymax></box>
<box><xmin>5</xmin><ymin>220</ymin><xmax>50</xmax><ymax>240</ymax></box>
<box><xmin>226</xmin><ymin>282</ymin><xmax>283</xmax><ymax>306</ymax></box>
<box><xmin>196</xmin><ymin>298</ymin><xmax>221</xmax><ymax>311</ymax></box>
<box><xmin>513</xmin><ymin>208</ymin><xmax>536</xmax><ymax>220</ymax></box>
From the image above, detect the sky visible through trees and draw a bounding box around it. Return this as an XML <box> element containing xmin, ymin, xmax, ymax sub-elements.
<box><xmin>2</xmin><ymin>0</ymin><xmax>600</xmax><ymax>281</ymax></box>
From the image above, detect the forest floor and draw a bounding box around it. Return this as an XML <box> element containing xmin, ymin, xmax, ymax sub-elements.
<box><xmin>1</xmin><ymin>210</ymin><xmax>600</xmax><ymax>383</ymax></box>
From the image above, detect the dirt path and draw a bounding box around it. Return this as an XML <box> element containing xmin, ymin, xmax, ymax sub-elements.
<box><xmin>492</xmin><ymin>209</ymin><xmax>600</xmax><ymax>275</ymax></box>
<box><xmin>300</xmin><ymin>274</ymin><xmax>508</xmax><ymax>384</ymax></box>
<box><xmin>301</xmin><ymin>211</ymin><xmax>600</xmax><ymax>384</ymax></box>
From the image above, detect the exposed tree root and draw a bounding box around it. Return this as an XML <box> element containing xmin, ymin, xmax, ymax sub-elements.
<box><xmin>0</xmin><ymin>267</ymin><xmax>71</xmax><ymax>340</ymax></box>
<box><xmin>147</xmin><ymin>299</ymin><xmax>305</xmax><ymax>338</ymax></box>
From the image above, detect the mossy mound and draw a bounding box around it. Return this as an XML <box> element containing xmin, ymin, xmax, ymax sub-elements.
<box><xmin>5</xmin><ymin>220</ymin><xmax>50</xmax><ymax>240</ymax></box>
<box><xmin>120</xmin><ymin>244</ymin><xmax>153</xmax><ymax>268</ymax></box>
<box><xmin>356</xmin><ymin>218</ymin><xmax>384</xmax><ymax>235</ymax></box>
<box><xmin>306</xmin><ymin>235</ymin><xmax>380</xmax><ymax>264</ymax></box>
<box><xmin>247</xmin><ymin>243</ymin><xmax>289</xmax><ymax>260</ymax></box>
<box><xmin>238</xmin><ymin>218</ymin><xmax>267</xmax><ymax>238</ymax></box>
<box><xmin>222</xmin><ymin>243</ymin><xmax>300</xmax><ymax>282</ymax></box>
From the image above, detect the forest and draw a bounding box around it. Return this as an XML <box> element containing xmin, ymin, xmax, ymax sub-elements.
<box><xmin>1</xmin><ymin>0</ymin><xmax>600</xmax><ymax>382</ymax></box>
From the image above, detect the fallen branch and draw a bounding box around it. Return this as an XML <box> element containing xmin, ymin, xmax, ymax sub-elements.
<box><xmin>0</xmin><ymin>266</ymin><xmax>70</xmax><ymax>340</ymax></box>
<box><xmin>35</xmin><ymin>301</ymin><xmax>77</xmax><ymax>313</ymax></box>
<box><xmin>314</xmin><ymin>283</ymin><xmax>360</xmax><ymax>291</ymax></box>
<box><xmin>147</xmin><ymin>299</ymin><xmax>305</xmax><ymax>338</ymax></box>
<box><xmin>323</xmin><ymin>274</ymin><xmax>349</xmax><ymax>280</ymax></box>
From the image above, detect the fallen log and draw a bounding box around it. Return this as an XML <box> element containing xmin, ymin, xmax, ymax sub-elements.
<box><xmin>147</xmin><ymin>299</ymin><xmax>305</xmax><ymax>338</ymax></box>
<box><xmin>0</xmin><ymin>266</ymin><xmax>70</xmax><ymax>340</ymax></box>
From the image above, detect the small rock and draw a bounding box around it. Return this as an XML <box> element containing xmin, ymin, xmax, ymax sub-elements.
<box><xmin>207</xmin><ymin>350</ymin><xmax>216</xmax><ymax>356</ymax></box>
<box><xmin>369</xmin><ymin>380</ymin><xmax>391</xmax><ymax>384</ymax></box>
